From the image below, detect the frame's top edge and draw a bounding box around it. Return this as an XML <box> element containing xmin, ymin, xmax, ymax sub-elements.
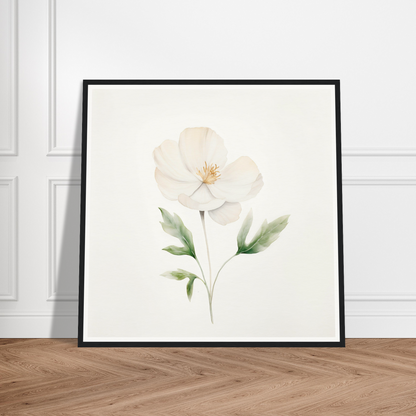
<box><xmin>83</xmin><ymin>79</ymin><xmax>340</xmax><ymax>86</ymax></box>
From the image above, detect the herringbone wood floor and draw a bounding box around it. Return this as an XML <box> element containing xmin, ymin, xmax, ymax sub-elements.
<box><xmin>0</xmin><ymin>339</ymin><xmax>415</xmax><ymax>415</ymax></box>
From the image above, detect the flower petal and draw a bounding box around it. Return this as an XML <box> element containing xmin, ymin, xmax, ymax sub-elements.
<box><xmin>208</xmin><ymin>156</ymin><xmax>260</xmax><ymax>202</ymax></box>
<box><xmin>153</xmin><ymin>140</ymin><xmax>197</xmax><ymax>182</ymax></box>
<box><xmin>240</xmin><ymin>173</ymin><xmax>264</xmax><ymax>201</ymax></box>
<box><xmin>188</xmin><ymin>184</ymin><xmax>216</xmax><ymax>204</ymax></box>
<box><xmin>178</xmin><ymin>184</ymin><xmax>225</xmax><ymax>211</ymax></box>
<box><xmin>178</xmin><ymin>128</ymin><xmax>228</xmax><ymax>174</ymax></box>
<box><xmin>208</xmin><ymin>202</ymin><xmax>242</xmax><ymax>226</ymax></box>
<box><xmin>155</xmin><ymin>168</ymin><xmax>201</xmax><ymax>200</ymax></box>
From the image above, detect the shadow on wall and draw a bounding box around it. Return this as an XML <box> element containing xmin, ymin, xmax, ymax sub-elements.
<box><xmin>50</xmin><ymin>85</ymin><xmax>82</xmax><ymax>339</ymax></box>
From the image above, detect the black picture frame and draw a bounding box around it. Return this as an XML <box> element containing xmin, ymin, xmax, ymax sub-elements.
<box><xmin>78</xmin><ymin>80</ymin><xmax>345</xmax><ymax>347</ymax></box>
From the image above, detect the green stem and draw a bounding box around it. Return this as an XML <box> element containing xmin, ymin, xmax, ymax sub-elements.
<box><xmin>196</xmin><ymin>276</ymin><xmax>208</xmax><ymax>290</ymax></box>
<box><xmin>200</xmin><ymin>211</ymin><xmax>214</xmax><ymax>323</ymax></box>
<box><xmin>196</xmin><ymin>257</ymin><xmax>213</xmax><ymax>322</ymax></box>
<box><xmin>208</xmin><ymin>293</ymin><xmax>214</xmax><ymax>324</ymax></box>
<box><xmin>211</xmin><ymin>254</ymin><xmax>238</xmax><ymax>300</ymax></box>
<box><xmin>195</xmin><ymin>257</ymin><xmax>207</xmax><ymax>286</ymax></box>
<box><xmin>199</xmin><ymin>211</ymin><xmax>212</xmax><ymax>291</ymax></box>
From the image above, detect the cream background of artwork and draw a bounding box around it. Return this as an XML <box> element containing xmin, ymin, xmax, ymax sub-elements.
<box><xmin>83</xmin><ymin>84</ymin><xmax>339</xmax><ymax>341</ymax></box>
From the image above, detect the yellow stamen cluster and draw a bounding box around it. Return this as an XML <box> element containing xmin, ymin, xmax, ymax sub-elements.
<box><xmin>196</xmin><ymin>162</ymin><xmax>221</xmax><ymax>184</ymax></box>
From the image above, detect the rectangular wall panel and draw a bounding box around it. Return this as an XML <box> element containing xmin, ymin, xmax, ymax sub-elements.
<box><xmin>343</xmin><ymin>178</ymin><xmax>416</xmax><ymax>295</ymax></box>
<box><xmin>47</xmin><ymin>0</ymin><xmax>81</xmax><ymax>156</ymax></box>
<box><xmin>47</xmin><ymin>178</ymin><xmax>80</xmax><ymax>300</ymax></box>
<box><xmin>0</xmin><ymin>178</ymin><xmax>17</xmax><ymax>300</ymax></box>
<box><xmin>0</xmin><ymin>0</ymin><xmax>17</xmax><ymax>155</ymax></box>
<box><xmin>343</xmin><ymin>177</ymin><xmax>416</xmax><ymax>336</ymax></box>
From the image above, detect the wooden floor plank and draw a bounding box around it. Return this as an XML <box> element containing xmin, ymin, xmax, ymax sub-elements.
<box><xmin>0</xmin><ymin>339</ymin><xmax>415</xmax><ymax>415</ymax></box>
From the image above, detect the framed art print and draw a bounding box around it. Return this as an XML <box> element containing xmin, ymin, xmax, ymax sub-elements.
<box><xmin>78</xmin><ymin>80</ymin><xmax>345</xmax><ymax>347</ymax></box>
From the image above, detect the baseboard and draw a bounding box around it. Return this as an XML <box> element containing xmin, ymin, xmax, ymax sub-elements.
<box><xmin>346</xmin><ymin>315</ymin><xmax>416</xmax><ymax>338</ymax></box>
<box><xmin>0</xmin><ymin>315</ymin><xmax>78</xmax><ymax>338</ymax></box>
<box><xmin>0</xmin><ymin>314</ymin><xmax>415</xmax><ymax>339</ymax></box>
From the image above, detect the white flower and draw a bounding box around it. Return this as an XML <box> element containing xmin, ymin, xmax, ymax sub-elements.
<box><xmin>153</xmin><ymin>127</ymin><xmax>263</xmax><ymax>225</ymax></box>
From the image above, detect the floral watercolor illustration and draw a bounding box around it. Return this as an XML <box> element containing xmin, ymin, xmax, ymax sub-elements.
<box><xmin>153</xmin><ymin>127</ymin><xmax>289</xmax><ymax>323</ymax></box>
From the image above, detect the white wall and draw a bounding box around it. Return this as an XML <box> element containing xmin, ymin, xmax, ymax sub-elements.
<box><xmin>0</xmin><ymin>0</ymin><xmax>415</xmax><ymax>338</ymax></box>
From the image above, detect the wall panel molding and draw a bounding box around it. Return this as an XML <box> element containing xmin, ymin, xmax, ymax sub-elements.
<box><xmin>0</xmin><ymin>311</ymin><xmax>76</xmax><ymax>317</ymax></box>
<box><xmin>342</xmin><ymin>148</ymin><xmax>416</xmax><ymax>157</ymax></box>
<box><xmin>0</xmin><ymin>177</ymin><xmax>18</xmax><ymax>300</ymax></box>
<box><xmin>346</xmin><ymin>293</ymin><xmax>416</xmax><ymax>301</ymax></box>
<box><xmin>346</xmin><ymin>296</ymin><xmax>416</xmax><ymax>318</ymax></box>
<box><xmin>0</xmin><ymin>0</ymin><xmax>18</xmax><ymax>156</ymax></box>
<box><xmin>347</xmin><ymin>311</ymin><xmax>416</xmax><ymax>317</ymax></box>
<box><xmin>47</xmin><ymin>178</ymin><xmax>81</xmax><ymax>301</ymax></box>
<box><xmin>343</xmin><ymin>177</ymin><xmax>416</xmax><ymax>186</ymax></box>
<box><xmin>47</xmin><ymin>0</ymin><xmax>81</xmax><ymax>156</ymax></box>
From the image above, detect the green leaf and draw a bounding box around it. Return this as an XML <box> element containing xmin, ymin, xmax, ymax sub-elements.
<box><xmin>186</xmin><ymin>279</ymin><xmax>195</xmax><ymax>301</ymax></box>
<box><xmin>161</xmin><ymin>270</ymin><xmax>187</xmax><ymax>280</ymax></box>
<box><xmin>237</xmin><ymin>209</ymin><xmax>253</xmax><ymax>251</ymax></box>
<box><xmin>237</xmin><ymin>213</ymin><xmax>290</xmax><ymax>255</ymax></box>
<box><xmin>162</xmin><ymin>245</ymin><xmax>190</xmax><ymax>256</ymax></box>
<box><xmin>159</xmin><ymin>208</ymin><xmax>196</xmax><ymax>258</ymax></box>
<box><xmin>161</xmin><ymin>269</ymin><xmax>199</xmax><ymax>301</ymax></box>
